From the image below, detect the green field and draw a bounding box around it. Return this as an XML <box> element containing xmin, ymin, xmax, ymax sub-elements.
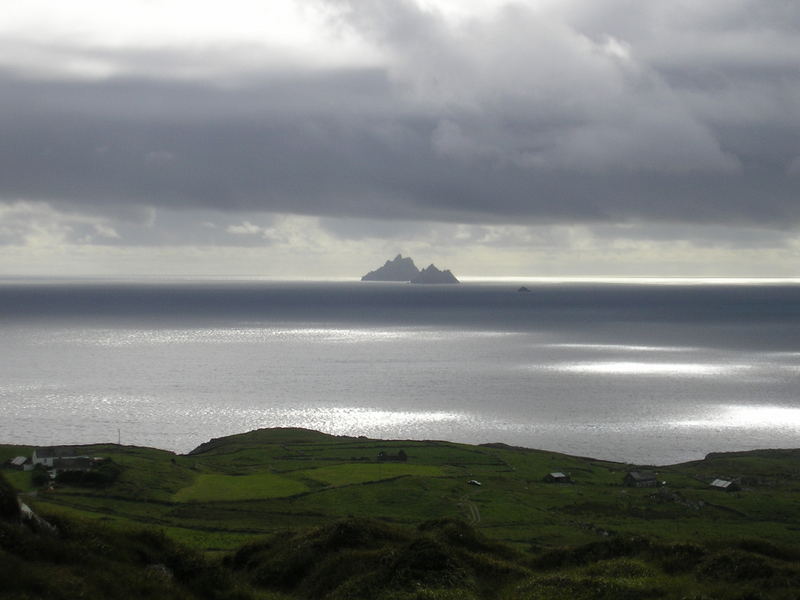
<box><xmin>7</xmin><ymin>429</ymin><xmax>800</xmax><ymax>553</ymax></box>
<box><xmin>174</xmin><ymin>473</ymin><xmax>309</xmax><ymax>502</ymax></box>
<box><xmin>299</xmin><ymin>463</ymin><xmax>445</xmax><ymax>486</ymax></box>
<box><xmin>4</xmin><ymin>428</ymin><xmax>800</xmax><ymax>599</ymax></box>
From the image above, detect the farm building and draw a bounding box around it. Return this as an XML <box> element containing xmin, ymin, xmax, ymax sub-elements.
<box><xmin>32</xmin><ymin>447</ymin><xmax>84</xmax><ymax>467</ymax></box>
<box><xmin>543</xmin><ymin>472</ymin><xmax>571</xmax><ymax>483</ymax></box>
<box><xmin>6</xmin><ymin>456</ymin><xmax>29</xmax><ymax>471</ymax></box>
<box><xmin>624</xmin><ymin>471</ymin><xmax>658</xmax><ymax>488</ymax></box>
<box><xmin>377</xmin><ymin>450</ymin><xmax>407</xmax><ymax>462</ymax></box>
<box><xmin>53</xmin><ymin>457</ymin><xmax>95</xmax><ymax>472</ymax></box>
<box><xmin>710</xmin><ymin>478</ymin><xmax>740</xmax><ymax>492</ymax></box>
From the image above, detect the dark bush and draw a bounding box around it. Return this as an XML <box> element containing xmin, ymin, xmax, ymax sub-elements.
<box><xmin>55</xmin><ymin>461</ymin><xmax>122</xmax><ymax>487</ymax></box>
<box><xmin>513</xmin><ymin>574</ymin><xmax>659</xmax><ymax>600</ymax></box>
<box><xmin>696</xmin><ymin>550</ymin><xmax>774</xmax><ymax>581</ymax></box>
<box><xmin>31</xmin><ymin>465</ymin><xmax>50</xmax><ymax>487</ymax></box>
<box><xmin>229</xmin><ymin>517</ymin><xmax>533</xmax><ymax>599</ymax></box>
<box><xmin>0</xmin><ymin>473</ymin><xmax>20</xmax><ymax>521</ymax></box>
<box><xmin>231</xmin><ymin>518</ymin><xmax>409</xmax><ymax>591</ymax></box>
<box><xmin>386</xmin><ymin>536</ymin><xmax>472</xmax><ymax>589</ymax></box>
<box><xmin>653</xmin><ymin>542</ymin><xmax>706</xmax><ymax>574</ymax></box>
<box><xmin>418</xmin><ymin>518</ymin><xmax>518</xmax><ymax>559</ymax></box>
<box><xmin>297</xmin><ymin>547</ymin><xmax>385</xmax><ymax>599</ymax></box>
<box><xmin>735</xmin><ymin>539</ymin><xmax>800</xmax><ymax>562</ymax></box>
<box><xmin>533</xmin><ymin>536</ymin><xmax>653</xmax><ymax>569</ymax></box>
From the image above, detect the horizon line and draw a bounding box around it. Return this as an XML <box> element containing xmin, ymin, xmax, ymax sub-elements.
<box><xmin>1</xmin><ymin>274</ymin><xmax>799</xmax><ymax>285</ymax></box>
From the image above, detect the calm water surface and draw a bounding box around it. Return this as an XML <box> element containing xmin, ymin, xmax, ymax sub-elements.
<box><xmin>1</xmin><ymin>279</ymin><xmax>798</xmax><ymax>464</ymax></box>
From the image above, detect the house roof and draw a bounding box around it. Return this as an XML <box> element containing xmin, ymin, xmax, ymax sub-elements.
<box><xmin>10</xmin><ymin>456</ymin><xmax>27</xmax><ymax>466</ymax></box>
<box><xmin>711</xmin><ymin>479</ymin><xmax>735</xmax><ymax>488</ymax></box>
<box><xmin>549</xmin><ymin>472</ymin><xmax>567</xmax><ymax>478</ymax></box>
<box><xmin>53</xmin><ymin>457</ymin><xmax>94</xmax><ymax>470</ymax></box>
<box><xmin>34</xmin><ymin>447</ymin><xmax>80</xmax><ymax>458</ymax></box>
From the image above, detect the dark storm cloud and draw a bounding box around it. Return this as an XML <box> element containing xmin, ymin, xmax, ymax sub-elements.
<box><xmin>1</xmin><ymin>0</ymin><xmax>799</xmax><ymax>228</ymax></box>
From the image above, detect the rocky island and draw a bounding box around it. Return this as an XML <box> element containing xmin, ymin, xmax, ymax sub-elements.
<box><xmin>361</xmin><ymin>254</ymin><xmax>459</xmax><ymax>283</ymax></box>
<box><xmin>360</xmin><ymin>254</ymin><xmax>420</xmax><ymax>281</ymax></box>
<box><xmin>410</xmin><ymin>264</ymin><xmax>460</xmax><ymax>284</ymax></box>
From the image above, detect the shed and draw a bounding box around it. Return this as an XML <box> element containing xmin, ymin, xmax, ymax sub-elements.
<box><xmin>7</xmin><ymin>456</ymin><xmax>28</xmax><ymax>470</ymax></box>
<box><xmin>710</xmin><ymin>478</ymin><xmax>740</xmax><ymax>492</ymax></box>
<box><xmin>624</xmin><ymin>471</ymin><xmax>658</xmax><ymax>488</ymax></box>
<box><xmin>377</xmin><ymin>450</ymin><xmax>407</xmax><ymax>463</ymax></box>
<box><xmin>543</xmin><ymin>472</ymin><xmax>571</xmax><ymax>483</ymax></box>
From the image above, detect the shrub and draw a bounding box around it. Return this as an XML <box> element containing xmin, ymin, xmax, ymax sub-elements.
<box><xmin>509</xmin><ymin>574</ymin><xmax>658</xmax><ymax>600</ymax></box>
<box><xmin>584</xmin><ymin>557</ymin><xmax>653</xmax><ymax>578</ymax></box>
<box><xmin>735</xmin><ymin>539</ymin><xmax>800</xmax><ymax>562</ymax></box>
<box><xmin>653</xmin><ymin>542</ymin><xmax>706</xmax><ymax>574</ymax></box>
<box><xmin>31</xmin><ymin>465</ymin><xmax>50</xmax><ymax>487</ymax></box>
<box><xmin>0</xmin><ymin>473</ymin><xmax>20</xmax><ymax>521</ymax></box>
<box><xmin>696</xmin><ymin>550</ymin><xmax>774</xmax><ymax>581</ymax></box>
<box><xmin>533</xmin><ymin>537</ymin><xmax>652</xmax><ymax>569</ymax></box>
<box><xmin>418</xmin><ymin>518</ymin><xmax>518</xmax><ymax>559</ymax></box>
<box><xmin>55</xmin><ymin>461</ymin><xmax>122</xmax><ymax>487</ymax></box>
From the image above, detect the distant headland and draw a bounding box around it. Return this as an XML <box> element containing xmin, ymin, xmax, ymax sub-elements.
<box><xmin>361</xmin><ymin>254</ymin><xmax>460</xmax><ymax>284</ymax></box>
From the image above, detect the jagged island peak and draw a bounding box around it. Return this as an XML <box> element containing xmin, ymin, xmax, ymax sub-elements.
<box><xmin>361</xmin><ymin>255</ymin><xmax>460</xmax><ymax>283</ymax></box>
<box><xmin>410</xmin><ymin>264</ymin><xmax>460</xmax><ymax>284</ymax></box>
<box><xmin>360</xmin><ymin>254</ymin><xmax>420</xmax><ymax>281</ymax></box>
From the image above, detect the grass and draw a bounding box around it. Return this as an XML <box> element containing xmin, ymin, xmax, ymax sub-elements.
<box><xmin>299</xmin><ymin>463</ymin><xmax>445</xmax><ymax>486</ymax></box>
<box><xmin>4</xmin><ymin>427</ymin><xmax>800</xmax><ymax>591</ymax></box>
<box><xmin>5</xmin><ymin>430</ymin><xmax>800</xmax><ymax>599</ymax></box>
<box><xmin>174</xmin><ymin>473</ymin><xmax>309</xmax><ymax>502</ymax></box>
<box><xmin>13</xmin><ymin>430</ymin><xmax>800</xmax><ymax>553</ymax></box>
<box><xmin>1</xmin><ymin>469</ymin><xmax>31</xmax><ymax>490</ymax></box>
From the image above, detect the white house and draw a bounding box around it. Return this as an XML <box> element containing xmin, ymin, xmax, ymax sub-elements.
<box><xmin>32</xmin><ymin>447</ymin><xmax>82</xmax><ymax>467</ymax></box>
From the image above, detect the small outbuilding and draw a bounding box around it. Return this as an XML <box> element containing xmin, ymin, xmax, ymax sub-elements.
<box><xmin>467</xmin><ymin>480</ymin><xmax>482</xmax><ymax>486</ymax></box>
<box><xmin>543</xmin><ymin>472</ymin><xmax>571</xmax><ymax>483</ymax></box>
<box><xmin>710</xmin><ymin>478</ymin><xmax>740</xmax><ymax>492</ymax></box>
<box><xmin>7</xmin><ymin>456</ymin><xmax>28</xmax><ymax>470</ymax></box>
<box><xmin>624</xmin><ymin>470</ymin><xmax>659</xmax><ymax>488</ymax></box>
<box><xmin>377</xmin><ymin>450</ymin><xmax>407</xmax><ymax>463</ymax></box>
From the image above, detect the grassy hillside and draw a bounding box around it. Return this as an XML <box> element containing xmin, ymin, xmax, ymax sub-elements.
<box><xmin>3</xmin><ymin>429</ymin><xmax>800</xmax><ymax>598</ymax></box>
<box><xmin>0</xmin><ymin>471</ymin><xmax>273</xmax><ymax>600</ymax></box>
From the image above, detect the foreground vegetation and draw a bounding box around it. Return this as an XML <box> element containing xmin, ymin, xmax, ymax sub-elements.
<box><xmin>2</xmin><ymin>428</ymin><xmax>800</xmax><ymax>598</ymax></box>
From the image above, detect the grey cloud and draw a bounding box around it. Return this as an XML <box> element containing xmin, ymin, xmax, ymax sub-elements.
<box><xmin>1</xmin><ymin>1</ymin><xmax>799</xmax><ymax>231</ymax></box>
<box><xmin>585</xmin><ymin>222</ymin><xmax>798</xmax><ymax>250</ymax></box>
<box><xmin>317</xmin><ymin>216</ymin><xmax>434</xmax><ymax>240</ymax></box>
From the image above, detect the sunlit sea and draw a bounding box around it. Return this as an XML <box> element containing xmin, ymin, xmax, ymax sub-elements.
<box><xmin>1</xmin><ymin>279</ymin><xmax>798</xmax><ymax>464</ymax></box>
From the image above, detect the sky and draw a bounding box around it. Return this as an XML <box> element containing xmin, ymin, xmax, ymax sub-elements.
<box><xmin>1</xmin><ymin>0</ymin><xmax>799</xmax><ymax>278</ymax></box>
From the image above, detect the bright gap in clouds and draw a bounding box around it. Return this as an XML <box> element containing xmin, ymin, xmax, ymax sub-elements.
<box><xmin>417</xmin><ymin>0</ymin><xmax>535</xmax><ymax>19</ymax></box>
<box><xmin>0</xmin><ymin>0</ymin><xmax>530</xmax><ymax>65</ymax></box>
<box><xmin>0</xmin><ymin>0</ymin><xmax>518</xmax><ymax>51</ymax></box>
<box><xmin>1</xmin><ymin>2</ymin><xmax>319</xmax><ymax>45</ymax></box>
<box><xmin>0</xmin><ymin>1</ymin><xmax>379</xmax><ymax>77</ymax></box>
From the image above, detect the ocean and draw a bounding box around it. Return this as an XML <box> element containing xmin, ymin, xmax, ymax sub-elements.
<box><xmin>1</xmin><ymin>279</ymin><xmax>798</xmax><ymax>464</ymax></box>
